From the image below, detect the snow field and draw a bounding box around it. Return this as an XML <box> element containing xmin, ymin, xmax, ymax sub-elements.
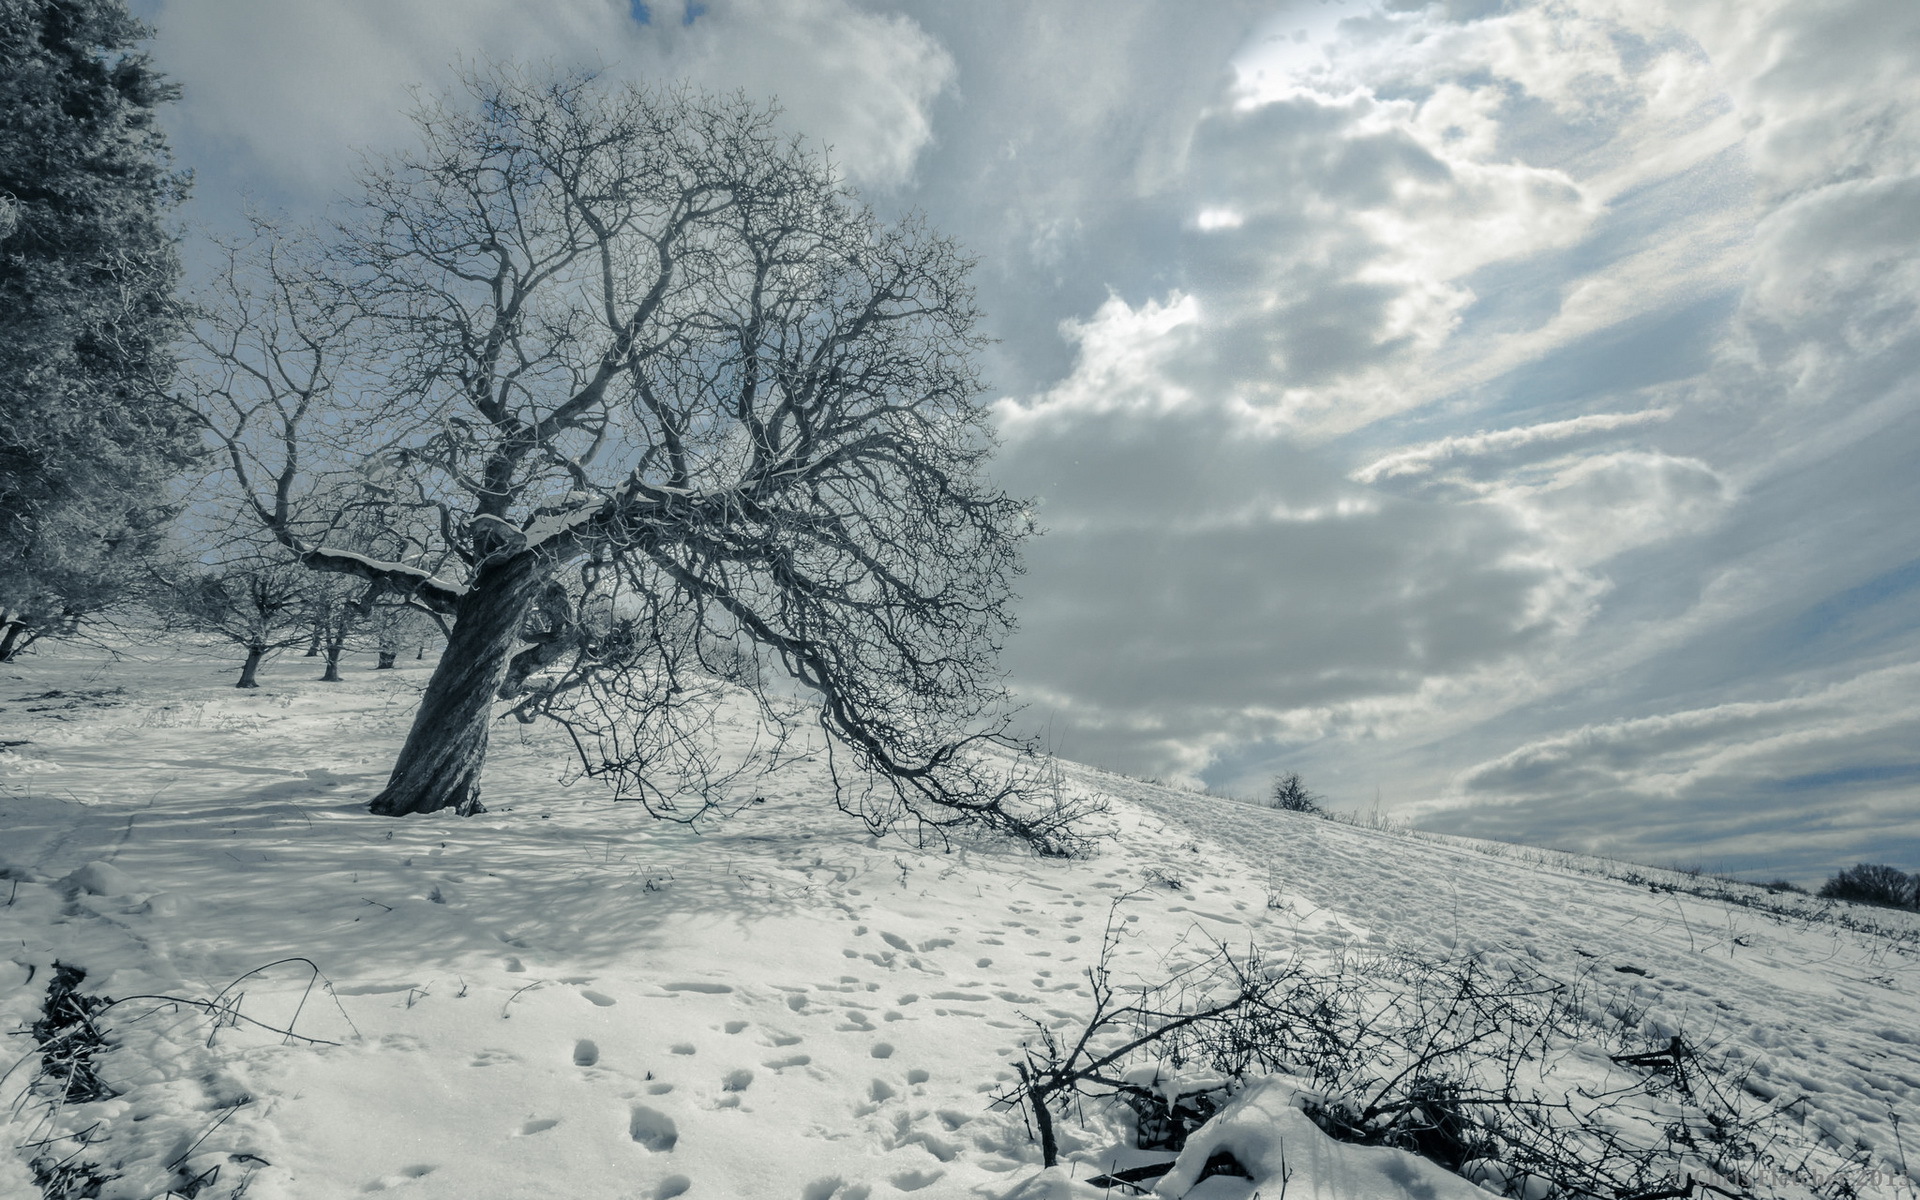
<box><xmin>1</xmin><ymin>640</ymin><xmax>1917</xmax><ymax>1200</ymax></box>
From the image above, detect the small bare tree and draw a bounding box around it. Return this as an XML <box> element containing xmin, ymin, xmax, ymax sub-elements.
<box><xmin>183</xmin><ymin>67</ymin><xmax>1088</xmax><ymax>851</ymax></box>
<box><xmin>1270</xmin><ymin>771</ymin><xmax>1322</xmax><ymax>814</ymax></box>
<box><xmin>368</xmin><ymin>598</ymin><xmax>439</xmax><ymax>669</ymax></box>
<box><xmin>155</xmin><ymin>548</ymin><xmax>315</xmax><ymax>688</ymax></box>
<box><xmin>305</xmin><ymin>574</ymin><xmax>363</xmax><ymax>682</ymax></box>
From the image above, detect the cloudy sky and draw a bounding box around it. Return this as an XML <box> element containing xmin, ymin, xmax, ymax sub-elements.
<box><xmin>131</xmin><ymin>0</ymin><xmax>1919</xmax><ymax>882</ymax></box>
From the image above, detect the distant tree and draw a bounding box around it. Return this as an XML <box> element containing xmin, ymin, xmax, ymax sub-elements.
<box><xmin>368</xmin><ymin>599</ymin><xmax>440</xmax><ymax>670</ymax></box>
<box><xmin>183</xmin><ymin>67</ymin><xmax>1086</xmax><ymax>852</ymax></box>
<box><xmin>305</xmin><ymin>574</ymin><xmax>364</xmax><ymax>682</ymax></box>
<box><xmin>152</xmin><ymin>542</ymin><xmax>316</xmax><ymax>688</ymax></box>
<box><xmin>0</xmin><ymin>0</ymin><xmax>196</xmax><ymax>658</ymax></box>
<box><xmin>1817</xmin><ymin>863</ymin><xmax>1917</xmax><ymax>909</ymax></box>
<box><xmin>1269</xmin><ymin>772</ymin><xmax>1323</xmax><ymax>814</ymax></box>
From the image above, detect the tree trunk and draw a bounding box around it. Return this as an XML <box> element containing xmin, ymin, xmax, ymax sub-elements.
<box><xmin>376</xmin><ymin>650</ymin><xmax>397</xmax><ymax>669</ymax></box>
<box><xmin>237</xmin><ymin>645</ymin><xmax>265</xmax><ymax>688</ymax></box>
<box><xmin>321</xmin><ymin>642</ymin><xmax>343</xmax><ymax>682</ymax></box>
<box><xmin>368</xmin><ymin>552</ymin><xmax>549</xmax><ymax>817</ymax></box>
<box><xmin>0</xmin><ymin>619</ymin><xmax>25</xmax><ymax>662</ymax></box>
<box><xmin>304</xmin><ymin>619</ymin><xmax>323</xmax><ymax>656</ymax></box>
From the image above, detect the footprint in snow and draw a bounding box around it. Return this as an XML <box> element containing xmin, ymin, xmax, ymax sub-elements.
<box><xmin>723</xmin><ymin>1068</ymin><xmax>753</xmax><ymax>1091</ymax></box>
<box><xmin>890</xmin><ymin>1168</ymin><xmax>944</xmax><ymax>1192</ymax></box>
<box><xmin>470</xmin><ymin>1048</ymin><xmax>518</xmax><ymax>1068</ymax></box>
<box><xmin>573</xmin><ymin>1039</ymin><xmax>599</xmax><ymax>1066</ymax></box>
<box><xmin>628</xmin><ymin>1105</ymin><xmax>679</xmax><ymax>1152</ymax></box>
<box><xmin>579</xmin><ymin>988</ymin><xmax>618</xmax><ymax>1006</ymax></box>
<box><xmin>654</xmin><ymin>1177</ymin><xmax>692</xmax><ymax>1199</ymax></box>
<box><xmin>517</xmin><ymin>1119</ymin><xmax>558</xmax><ymax>1136</ymax></box>
<box><xmin>360</xmin><ymin>1164</ymin><xmax>436</xmax><ymax>1191</ymax></box>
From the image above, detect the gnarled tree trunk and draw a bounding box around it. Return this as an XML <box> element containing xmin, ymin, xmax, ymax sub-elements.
<box><xmin>368</xmin><ymin>552</ymin><xmax>550</xmax><ymax>816</ymax></box>
<box><xmin>236</xmin><ymin>645</ymin><xmax>265</xmax><ymax>688</ymax></box>
<box><xmin>376</xmin><ymin>650</ymin><xmax>397</xmax><ymax>670</ymax></box>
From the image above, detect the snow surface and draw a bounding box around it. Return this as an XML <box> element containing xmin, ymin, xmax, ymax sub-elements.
<box><xmin>2</xmin><ymin>640</ymin><xmax>1917</xmax><ymax>1199</ymax></box>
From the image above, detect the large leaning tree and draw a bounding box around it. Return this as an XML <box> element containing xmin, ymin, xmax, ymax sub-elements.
<box><xmin>0</xmin><ymin>0</ymin><xmax>196</xmax><ymax>659</ymax></box>
<box><xmin>185</xmin><ymin>68</ymin><xmax>1089</xmax><ymax>853</ymax></box>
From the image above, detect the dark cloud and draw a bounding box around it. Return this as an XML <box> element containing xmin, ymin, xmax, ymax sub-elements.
<box><xmin>996</xmin><ymin>407</ymin><xmax>1573</xmax><ymax>773</ymax></box>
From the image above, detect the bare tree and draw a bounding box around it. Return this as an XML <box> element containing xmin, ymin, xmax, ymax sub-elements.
<box><xmin>183</xmin><ymin>67</ymin><xmax>1088</xmax><ymax>851</ymax></box>
<box><xmin>305</xmin><ymin>573</ymin><xmax>363</xmax><ymax>682</ymax></box>
<box><xmin>155</xmin><ymin>548</ymin><xmax>315</xmax><ymax>688</ymax></box>
<box><xmin>1270</xmin><ymin>771</ymin><xmax>1322</xmax><ymax>814</ymax></box>
<box><xmin>368</xmin><ymin>598</ymin><xmax>439</xmax><ymax>669</ymax></box>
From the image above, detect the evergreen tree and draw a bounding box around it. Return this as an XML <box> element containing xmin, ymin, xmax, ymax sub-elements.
<box><xmin>0</xmin><ymin>0</ymin><xmax>194</xmax><ymax>658</ymax></box>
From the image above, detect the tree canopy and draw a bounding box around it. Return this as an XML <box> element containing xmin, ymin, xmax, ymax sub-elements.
<box><xmin>187</xmin><ymin>68</ymin><xmax>1090</xmax><ymax>853</ymax></box>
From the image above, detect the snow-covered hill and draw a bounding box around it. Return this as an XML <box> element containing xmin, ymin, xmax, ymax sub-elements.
<box><xmin>3</xmin><ymin>643</ymin><xmax>1916</xmax><ymax>1199</ymax></box>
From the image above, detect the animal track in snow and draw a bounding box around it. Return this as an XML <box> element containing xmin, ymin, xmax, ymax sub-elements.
<box><xmin>654</xmin><ymin>1174</ymin><xmax>692</xmax><ymax>1198</ymax></box>
<box><xmin>890</xmin><ymin>1168</ymin><xmax>944</xmax><ymax>1191</ymax></box>
<box><xmin>869</xmin><ymin>1042</ymin><xmax>893</xmax><ymax>1058</ymax></box>
<box><xmin>517</xmin><ymin>1118</ymin><xmax>558</xmax><ymax>1135</ymax></box>
<box><xmin>724</xmin><ymin>1020</ymin><xmax>749</xmax><ymax>1033</ymax></box>
<box><xmin>670</xmin><ymin>1042</ymin><xmax>697</xmax><ymax>1055</ymax></box>
<box><xmin>469</xmin><ymin>1048</ymin><xmax>518</xmax><ymax>1068</ymax></box>
<box><xmin>628</xmin><ymin>1104</ymin><xmax>679</xmax><ymax>1151</ymax></box>
<box><xmin>764</xmin><ymin>1054</ymin><xmax>811</xmax><ymax>1070</ymax></box>
<box><xmin>573</xmin><ymin>1039</ymin><xmax>599</xmax><ymax>1066</ymax></box>
<box><xmin>361</xmin><ymin>1164</ymin><xmax>436</xmax><ymax>1191</ymax></box>
<box><xmin>722</xmin><ymin>1068</ymin><xmax>754</xmax><ymax>1091</ymax></box>
<box><xmin>579</xmin><ymin>989</ymin><xmax>617</xmax><ymax>1006</ymax></box>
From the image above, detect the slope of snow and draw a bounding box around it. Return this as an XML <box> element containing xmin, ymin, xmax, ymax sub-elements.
<box><xmin>2</xmin><ymin>640</ymin><xmax>1916</xmax><ymax>1200</ymax></box>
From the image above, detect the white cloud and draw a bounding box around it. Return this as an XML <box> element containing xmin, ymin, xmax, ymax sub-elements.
<box><xmin>1170</xmin><ymin>84</ymin><xmax>1602</xmax><ymax>435</ymax></box>
<box><xmin>993</xmin><ymin>293</ymin><xmax>1205</xmax><ymax>434</ymax></box>
<box><xmin>146</xmin><ymin>0</ymin><xmax>952</xmax><ymax>203</ymax></box>
<box><xmin>1354</xmin><ymin>409</ymin><xmax>1675</xmax><ymax>484</ymax></box>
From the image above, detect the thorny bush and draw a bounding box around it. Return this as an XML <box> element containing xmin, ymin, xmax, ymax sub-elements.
<box><xmin>996</xmin><ymin>894</ymin><xmax>1902</xmax><ymax>1200</ymax></box>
